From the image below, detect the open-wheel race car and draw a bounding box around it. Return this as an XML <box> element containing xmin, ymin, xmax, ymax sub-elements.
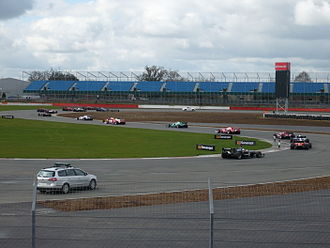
<box><xmin>221</xmin><ymin>147</ymin><xmax>264</xmax><ymax>159</ymax></box>
<box><xmin>76</xmin><ymin>115</ymin><xmax>93</xmax><ymax>121</ymax></box>
<box><xmin>103</xmin><ymin>117</ymin><xmax>126</xmax><ymax>125</ymax></box>
<box><xmin>290</xmin><ymin>137</ymin><xmax>312</xmax><ymax>150</ymax></box>
<box><xmin>168</xmin><ymin>121</ymin><xmax>188</xmax><ymax>128</ymax></box>
<box><xmin>273</xmin><ymin>131</ymin><xmax>295</xmax><ymax>139</ymax></box>
<box><xmin>216</xmin><ymin>126</ymin><xmax>240</xmax><ymax>134</ymax></box>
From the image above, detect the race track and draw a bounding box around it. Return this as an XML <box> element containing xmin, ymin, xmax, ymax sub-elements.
<box><xmin>0</xmin><ymin>109</ymin><xmax>329</xmax><ymax>204</ymax></box>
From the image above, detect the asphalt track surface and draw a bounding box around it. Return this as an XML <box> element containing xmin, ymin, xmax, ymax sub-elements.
<box><xmin>1</xmin><ymin>109</ymin><xmax>330</xmax><ymax>248</ymax></box>
<box><xmin>1</xmin><ymin>109</ymin><xmax>329</xmax><ymax>204</ymax></box>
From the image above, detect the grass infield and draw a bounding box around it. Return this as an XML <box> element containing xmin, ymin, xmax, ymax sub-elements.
<box><xmin>0</xmin><ymin>105</ymin><xmax>59</xmax><ymax>111</ymax></box>
<box><xmin>0</xmin><ymin>118</ymin><xmax>271</xmax><ymax>158</ymax></box>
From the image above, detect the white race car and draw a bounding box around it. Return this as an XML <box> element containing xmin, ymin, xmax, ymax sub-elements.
<box><xmin>182</xmin><ymin>106</ymin><xmax>195</xmax><ymax>111</ymax></box>
<box><xmin>103</xmin><ymin>117</ymin><xmax>126</xmax><ymax>125</ymax></box>
<box><xmin>76</xmin><ymin>115</ymin><xmax>93</xmax><ymax>121</ymax></box>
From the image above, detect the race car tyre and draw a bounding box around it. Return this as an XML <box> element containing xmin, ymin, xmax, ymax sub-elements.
<box><xmin>237</xmin><ymin>154</ymin><xmax>242</xmax><ymax>159</ymax></box>
<box><xmin>62</xmin><ymin>183</ymin><xmax>70</xmax><ymax>194</ymax></box>
<box><xmin>256</xmin><ymin>152</ymin><xmax>263</xmax><ymax>158</ymax></box>
<box><xmin>310</xmin><ymin>144</ymin><xmax>312</xmax><ymax>149</ymax></box>
<box><xmin>221</xmin><ymin>154</ymin><xmax>227</xmax><ymax>159</ymax></box>
<box><xmin>89</xmin><ymin>179</ymin><xmax>97</xmax><ymax>190</ymax></box>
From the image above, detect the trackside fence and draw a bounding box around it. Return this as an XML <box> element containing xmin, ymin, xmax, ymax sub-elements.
<box><xmin>1</xmin><ymin>177</ymin><xmax>330</xmax><ymax>248</ymax></box>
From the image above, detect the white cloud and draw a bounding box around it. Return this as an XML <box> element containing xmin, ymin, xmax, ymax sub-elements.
<box><xmin>295</xmin><ymin>0</ymin><xmax>330</xmax><ymax>26</ymax></box>
<box><xmin>1</xmin><ymin>0</ymin><xmax>330</xmax><ymax>78</ymax></box>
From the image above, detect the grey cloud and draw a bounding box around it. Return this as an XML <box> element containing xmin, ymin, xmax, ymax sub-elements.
<box><xmin>0</xmin><ymin>0</ymin><xmax>33</xmax><ymax>20</ymax></box>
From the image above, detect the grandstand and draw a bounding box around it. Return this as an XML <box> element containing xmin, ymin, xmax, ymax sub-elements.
<box><xmin>21</xmin><ymin>71</ymin><xmax>330</xmax><ymax>106</ymax></box>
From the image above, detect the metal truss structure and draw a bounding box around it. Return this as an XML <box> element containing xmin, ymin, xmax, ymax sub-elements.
<box><xmin>21</xmin><ymin>70</ymin><xmax>330</xmax><ymax>83</ymax></box>
<box><xmin>22</xmin><ymin>70</ymin><xmax>330</xmax><ymax>82</ymax></box>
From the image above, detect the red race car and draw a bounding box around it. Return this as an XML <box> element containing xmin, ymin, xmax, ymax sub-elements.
<box><xmin>273</xmin><ymin>131</ymin><xmax>295</xmax><ymax>139</ymax></box>
<box><xmin>62</xmin><ymin>106</ymin><xmax>73</xmax><ymax>111</ymax></box>
<box><xmin>216</xmin><ymin>126</ymin><xmax>240</xmax><ymax>134</ymax></box>
<box><xmin>103</xmin><ymin>117</ymin><xmax>126</xmax><ymax>125</ymax></box>
<box><xmin>290</xmin><ymin>137</ymin><xmax>312</xmax><ymax>150</ymax></box>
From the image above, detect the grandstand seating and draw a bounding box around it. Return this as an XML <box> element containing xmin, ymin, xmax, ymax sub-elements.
<box><xmin>106</xmin><ymin>81</ymin><xmax>134</xmax><ymax>91</ymax></box>
<box><xmin>47</xmin><ymin>81</ymin><xmax>75</xmax><ymax>91</ymax></box>
<box><xmin>261</xmin><ymin>82</ymin><xmax>275</xmax><ymax>93</ymax></box>
<box><xmin>164</xmin><ymin>82</ymin><xmax>197</xmax><ymax>92</ymax></box>
<box><xmin>231</xmin><ymin>82</ymin><xmax>260</xmax><ymax>93</ymax></box>
<box><xmin>23</xmin><ymin>80</ymin><xmax>330</xmax><ymax>94</ymax></box>
<box><xmin>292</xmin><ymin>82</ymin><xmax>325</xmax><ymax>93</ymax></box>
<box><xmin>73</xmin><ymin>81</ymin><xmax>107</xmax><ymax>91</ymax></box>
<box><xmin>24</xmin><ymin>81</ymin><xmax>47</xmax><ymax>91</ymax></box>
<box><xmin>198</xmin><ymin>82</ymin><xmax>229</xmax><ymax>92</ymax></box>
<box><xmin>135</xmin><ymin>81</ymin><xmax>164</xmax><ymax>92</ymax></box>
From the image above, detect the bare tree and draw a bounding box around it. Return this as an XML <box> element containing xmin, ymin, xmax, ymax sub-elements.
<box><xmin>137</xmin><ymin>65</ymin><xmax>186</xmax><ymax>81</ymax></box>
<box><xmin>294</xmin><ymin>71</ymin><xmax>312</xmax><ymax>82</ymax></box>
<box><xmin>28</xmin><ymin>69</ymin><xmax>79</xmax><ymax>82</ymax></box>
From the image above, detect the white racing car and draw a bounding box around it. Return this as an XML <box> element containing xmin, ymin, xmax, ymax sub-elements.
<box><xmin>182</xmin><ymin>106</ymin><xmax>195</xmax><ymax>111</ymax></box>
<box><xmin>76</xmin><ymin>115</ymin><xmax>93</xmax><ymax>121</ymax></box>
<box><xmin>103</xmin><ymin>117</ymin><xmax>126</xmax><ymax>125</ymax></box>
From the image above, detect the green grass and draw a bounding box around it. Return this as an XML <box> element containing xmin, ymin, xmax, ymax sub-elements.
<box><xmin>0</xmin><ymin>105</ymin><xmax>59</xmax><ymax>111</ymax></box>
<box><xmin>0</xmin><ymin>118</ymin><xmax>271</xmax><ymax>158</ymax></box>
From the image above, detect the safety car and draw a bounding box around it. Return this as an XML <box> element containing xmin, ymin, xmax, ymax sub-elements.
<box><xmin>37</xmin><ymin>162</ymin><xmax>97</xmax><ymax>194</ymax></box>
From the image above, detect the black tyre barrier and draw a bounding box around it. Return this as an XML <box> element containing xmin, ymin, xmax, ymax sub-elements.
<box><xmin>264</xmin><ymin>113</ymin><xmax>330</xmax><ymax>121</ymax></box>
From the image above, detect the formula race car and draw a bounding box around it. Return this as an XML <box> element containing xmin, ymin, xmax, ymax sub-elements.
<box><xmin>47</xmin><ymin>109</ymin><xmax>58</xmax><ymax>114</ymax></box>
<box><xmin>76</xmin><ymin>115</ymin><xmax>93</xmax><ymax>121</ymax></box>
<box><xmin>37</xmin><ymin>108</ymin><xmax>48</xmax><ymax>112</ymax></box>
<box><xmin>290</xmin><ymin>137</ymin><xmax>312</xmax><ymax>150</ymax></box>
<box><xmin>216</xmin><ymin>126</ymin><xmax>241</xmax><ymax>134</ymax></box>
<box><xmin>73</xmin><ymin>107</ymin><xmax>86</xmax><ymax>112</ymax></box>
<box><xmin>273</xmin><ymin>131</ymin><xmax>295</xmax><ymax>139</ymax></box>
<box><xmin>38</xmin><ymin>112</ymin><xmax>52</xmax><ymax>117</ymax></box>
<box><xmin>168</xmin><ymin>121</ymin><xmax>188</xmax><ymax>128</ymax></box>
<box><xmin>221</xmin><ymin>147</ymin><xmax>264</xmax><ymax>159</ymax></box>
<box><xmin>96</xmin><ymin>107</ymin><xmax>109</xmax><ymax>112</ymax></box>
<box><xmin>62</xmin><ymin>106</ymin><xmax>74</xmax><ymax>111</ymax></box>
<box><xmin>103</xmin><ymin>117</ymin><xmax>126</xmax><ymax>125</ymax></box>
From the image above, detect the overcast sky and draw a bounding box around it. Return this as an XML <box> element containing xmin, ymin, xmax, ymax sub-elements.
<box><xmin>0</xmin><ymin>0</ymin><xmax>330</xmax><ymax>78</ymax></box>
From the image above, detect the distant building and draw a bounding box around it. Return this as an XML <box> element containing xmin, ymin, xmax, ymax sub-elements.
<box><xmin>0</xmin><ymin>78</ymin><xmax>32</xmax><ymax>99</ymax></box>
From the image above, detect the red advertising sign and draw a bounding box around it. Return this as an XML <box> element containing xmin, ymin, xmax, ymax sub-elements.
<box><xmin>275</xmin><ymin>62</ymin><xmax>291</xmax><ymax>71</ymax></box>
